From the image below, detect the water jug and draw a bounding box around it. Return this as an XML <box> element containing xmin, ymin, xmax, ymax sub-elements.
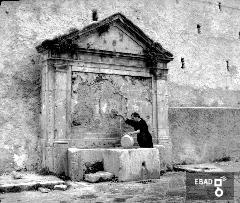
<box><xmin>121</xmin><ymin>134</ymin><xmax>134</xmax><ymax>148</ymax></box>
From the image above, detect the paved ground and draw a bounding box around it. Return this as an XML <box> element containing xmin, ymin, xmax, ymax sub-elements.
<box><xmin>1</xmin><ymin>161</ymin><xmax>240</xmax><ymax>202</ymax></box>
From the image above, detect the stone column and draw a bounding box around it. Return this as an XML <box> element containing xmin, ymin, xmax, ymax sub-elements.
<box><xmin>156</xmin><ymin>63</ymin><xmax>169</xmax><ymax>142</ymax></box>
<box><xmin>41</xmin><ymin>61</ymin><xmax>55</xmax><ymax>171</ymax></box>
<box><xmin>52</xmin><ymin>63</ymin><xmax>72</xmax><ymax>175</ymax></box>
<box><xmin>41</xmin><ymin>61</ymin><xmax>72</xmax><ymax>175</ymax></box>
<box><xmin>155</xmin><ymin>63</ymin><xmax>172</xmax><ymax>169</ymax></box>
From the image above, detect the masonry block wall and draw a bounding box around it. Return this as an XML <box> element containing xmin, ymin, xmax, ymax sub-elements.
<box><xmin>0</xmin><ymin>0</ymin><xmax>240</xmax><ymax>173</ymax></box>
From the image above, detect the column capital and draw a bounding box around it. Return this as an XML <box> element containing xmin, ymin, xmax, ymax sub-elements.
<box><xmin>156</xmin><ymin>68</ymin><xmax>168</xmax><ymax>80</ymax></box>
<box><xmin>53</xmin><ymin>64</ymin><xmax>70</xmax><ymax>72</ymax></box>
<box><xmin>150</xmin><ymin>64</ymin><xmax>168</xmax><ymax>80</ymax></box>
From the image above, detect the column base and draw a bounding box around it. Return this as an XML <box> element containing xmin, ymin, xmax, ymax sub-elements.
<box><xmin>154</xmin><ymin>139</ymin><xmax>173</xmax><ymax>172</ymax></box>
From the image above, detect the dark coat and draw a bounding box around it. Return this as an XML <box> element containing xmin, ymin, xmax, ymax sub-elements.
<box><xmin>125</xmin><ymin>118</ymin><xmax>153</xmax><ymax>148</ymax></box>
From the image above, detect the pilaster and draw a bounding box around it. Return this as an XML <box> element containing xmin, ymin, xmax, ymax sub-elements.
<box><xmin>155</xmin><ymin>64</ymin><xmax>171</xmax><ymax>140</ymax></box>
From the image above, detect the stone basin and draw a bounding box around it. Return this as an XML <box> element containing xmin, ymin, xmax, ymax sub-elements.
<box><xmin>68</xmin><ymin>147</ymin><xmax>161</xmax><ymax>182</ymax></box>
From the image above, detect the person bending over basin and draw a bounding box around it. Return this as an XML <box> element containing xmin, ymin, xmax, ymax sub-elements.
<box><xmin>116</xmin><ymin>112</ymin><xmax>153</xmax><ymax>148</ymax></box>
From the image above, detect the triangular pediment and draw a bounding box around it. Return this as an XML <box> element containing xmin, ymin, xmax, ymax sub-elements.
<box><xmin>36</xmin><ymin>13</ymin><xmax>173</xmax><ymax>62</ymax></box>
<box><xmin>76</xmin><ymin>25</ymin><xmax>145</xmax><ymax>55</ymax></box>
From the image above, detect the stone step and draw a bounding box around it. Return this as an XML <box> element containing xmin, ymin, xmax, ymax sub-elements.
<box><xmin>84</xmin><ymin>171</ymin><xmax>114</xmax><ymax>183</ymax></box>
<box><xmin>0</xmin><ymin>173</ymin><xmax>65</xmax><ymax>193</ymax></box>
<box><xmin>173</xmin><ymin>163</ymin><xmax>224</xmax><ymax>172</ymax></box>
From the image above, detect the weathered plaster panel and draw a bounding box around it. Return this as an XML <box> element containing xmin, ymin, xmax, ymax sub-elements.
<box><xmin>71</xmin><ymin>72</ymin><xmax>153</xmax><ymax>147</ymax></box>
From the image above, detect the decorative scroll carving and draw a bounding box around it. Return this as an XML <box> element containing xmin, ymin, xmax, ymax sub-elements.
<box><xmin>144</xmin><ymin>42</ymin><xmax>161</xmax><ymax>67</ymax></box>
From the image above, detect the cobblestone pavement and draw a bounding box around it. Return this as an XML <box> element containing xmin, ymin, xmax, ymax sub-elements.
<box><xmin>0</xmin><ymin>172</ymin><xmax>240</xmax><ymax>203</ymax></box>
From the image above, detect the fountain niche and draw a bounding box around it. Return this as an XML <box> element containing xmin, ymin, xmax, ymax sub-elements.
<box><xmin>36</xmin><ymin>13</ymin><xmax>173</xmax><ymax>181</ymax></box>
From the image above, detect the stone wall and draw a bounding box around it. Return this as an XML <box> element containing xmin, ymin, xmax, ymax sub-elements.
<box><xmin>169</xmin><ymin>107</ymin><xmax>240</xmax><ymax>164</ymax></box>
<box><xmin>0</xmin><ymin>54</ymin><xmax>42</xmax><ymax>173</ymax></box>
<box><xmin>1</xmin><ymin>0</ymin><xmax>240</xmax><ymax>173</ymax></box>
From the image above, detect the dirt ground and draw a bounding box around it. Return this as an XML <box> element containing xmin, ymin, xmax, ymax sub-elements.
<box><xmin>1</xmin><ymin>169</ymin><xmax>240</xmax><ymax>203</ymax></box>
<box><xmin>0</xmin><ymin>172</ymin><xmax>185</xmax><ymax>203</ymax></box>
